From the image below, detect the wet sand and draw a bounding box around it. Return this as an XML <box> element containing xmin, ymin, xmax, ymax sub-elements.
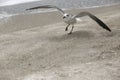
<box><xmin>0</xmin><ymin>4</ymin><xmax>120</xmax><ymax>80</ymax></box>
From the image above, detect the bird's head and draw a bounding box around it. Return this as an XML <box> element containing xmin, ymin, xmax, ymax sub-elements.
<box><xmin>63</xmin><ymin>13</ymin><xmax>71</xmax><ymax>19</ymax></box>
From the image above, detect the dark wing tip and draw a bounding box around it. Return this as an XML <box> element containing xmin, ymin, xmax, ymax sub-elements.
<box><xmin>26</xmin><ymin>8</ymin><xmax>31</xmax><ymax>10</ymax></box>
<box><xmin>26</xmin><ymin>8</ymin><xmax>34</xmax><ymax>10</ymax></box>
<box><xmin>26</xmin><ymin>7</ymin><xmax>38</xmax><ymax>10</ymax></box>
<box><xmin>100</xmin><ymin>22</ymin><xmax>111</xmax><ymax>32</ymax></box>
<box><xmin>100</xmin><ymin>24</ymin><xmax>112</xmax><ymax>32</ymax></box>
<box><xmin>106</xmin><ymin>27</ymin><xmax>112</xmax><ymax>32</ymax></box>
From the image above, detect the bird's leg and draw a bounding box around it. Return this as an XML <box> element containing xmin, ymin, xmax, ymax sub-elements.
<box><xmin>68</xmin><ymin>25</ymin><xmax>74</xmax><ymax>35</ymax></box>
<box><xmin>65</xmin><ymin>24</ymin><xmax>70</xmax><ymax>31</ymax></box>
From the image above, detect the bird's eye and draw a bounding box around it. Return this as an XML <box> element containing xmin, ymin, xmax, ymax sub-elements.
<box><xmin>63</xmin><ymin>16</ymin><xmax>66</xmax><ymax>18</ymax></box>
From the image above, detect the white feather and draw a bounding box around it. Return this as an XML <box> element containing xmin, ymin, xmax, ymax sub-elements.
<box><xmin>76</xmin><ymin>18</ymin><xmax>82</xmax><ymax>22</ymax></box>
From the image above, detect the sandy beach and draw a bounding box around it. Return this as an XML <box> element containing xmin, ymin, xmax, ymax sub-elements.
<box><xmin>0</xmin><ymin>4</ymin><xmax>120</xmax><ymax>80</ymax></box>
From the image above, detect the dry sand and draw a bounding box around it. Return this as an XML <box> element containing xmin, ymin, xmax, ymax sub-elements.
<box><xmin>0</xmin><ymin>4</ymin><xmax>120</xmax><ymax>80</ymax></box>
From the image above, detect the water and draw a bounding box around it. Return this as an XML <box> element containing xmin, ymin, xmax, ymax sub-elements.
<box><xmin>0</xmin><ymin>11</ymin><xmax>12</xmax><ymax>22</ymax></box>
<box><xmin>0</xmin><ymin>11</ymin><xmax>12</xmax><ymax>19</ymax></box>
<box><xmin>0</xmin><ymin>0</ymin><xmax>120</xmax><ymax>20</ymax></box>
<box><xmin>42</xmin><ymin>0</ymin><xmax>120</xmax><ymax>8</ymax></box>
<box><xmin>0</xmin><ymin>0</ymin><xmax>40</xmax><ymax>7</ymax></box>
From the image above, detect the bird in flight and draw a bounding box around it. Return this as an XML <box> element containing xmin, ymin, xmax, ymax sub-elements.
<box><xmin>26</xmin><ymin>5</ymin><xmax>111</xmax><ymax>34</ymax></box>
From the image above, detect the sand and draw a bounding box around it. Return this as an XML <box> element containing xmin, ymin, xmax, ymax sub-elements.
<box><xmin>0</xmin><ymin>4</ymin><xmax>120</xmax><ymax>80</ymax></box>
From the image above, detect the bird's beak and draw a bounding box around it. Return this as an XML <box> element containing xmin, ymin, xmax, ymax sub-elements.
<box><xmin>63</xmin><ymin>16</ymin><xmax>66</xmax><ymax>19</ymax></box>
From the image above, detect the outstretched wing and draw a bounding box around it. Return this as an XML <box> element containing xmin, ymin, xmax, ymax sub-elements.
<box><xmin>26</xmin><ymin>5</ymin><xmax>65</xmax><ymax>15</ymax></box>
<box><xmin>75</xmin><ymin>12</ymin><xmax>111</xmax><ymax>32</ymax></box>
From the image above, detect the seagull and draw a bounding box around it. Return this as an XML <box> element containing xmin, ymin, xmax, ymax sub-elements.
<box><xmin>26</xmin><ymin>5</ymin><xmax>111</xmax><ymax>34</ymax></box>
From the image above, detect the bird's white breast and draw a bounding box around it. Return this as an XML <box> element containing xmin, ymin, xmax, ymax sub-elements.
<box><xmin>63</xmin><ymin>17</ymin><xmax>76</xmax><ymax>24</ymax></box>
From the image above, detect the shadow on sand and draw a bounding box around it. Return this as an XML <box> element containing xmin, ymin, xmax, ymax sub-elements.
<box><xmin>47</xmin><ymin>30</ymin><xmax>95</xmax><ymax>42</ymax></box>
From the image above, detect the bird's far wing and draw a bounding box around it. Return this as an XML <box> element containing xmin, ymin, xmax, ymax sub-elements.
<box><xmin>74</xmin><ymin>12</ymin><xmax>111</xmax><ymax>32</ymax></box>
<box><xmin>26</xmin><ymin>5</ymin><xmax>65</xmax><ymax>15</ymax></box>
